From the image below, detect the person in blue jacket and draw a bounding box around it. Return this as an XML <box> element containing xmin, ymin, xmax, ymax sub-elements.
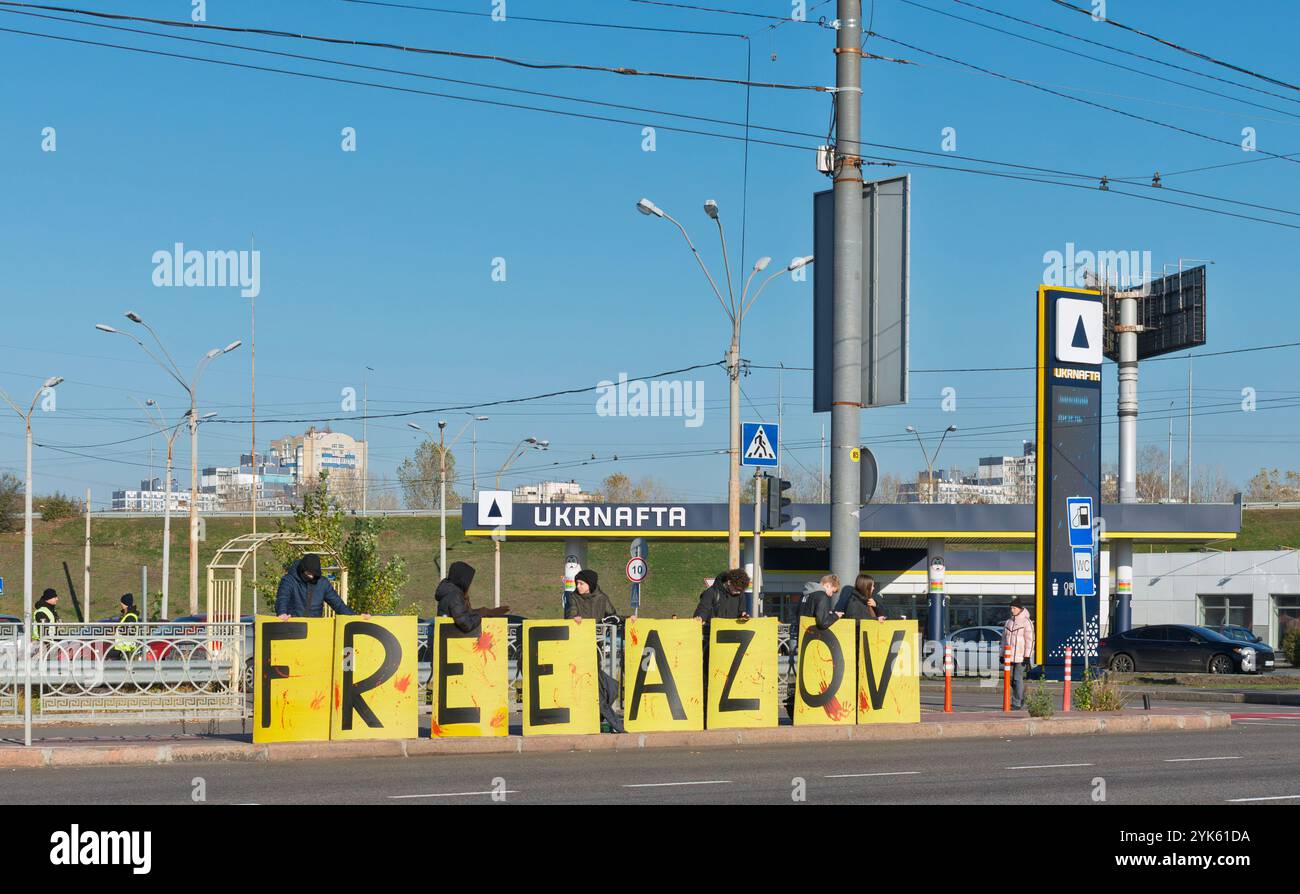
<box><xmin>275</xmin><ymin>553</ymin><xmax>355</xmax><ymax>618</ymax></box>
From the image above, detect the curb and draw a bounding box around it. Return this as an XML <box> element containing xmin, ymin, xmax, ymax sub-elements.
<box><xmin>919</xmin><ymin>680</ymin><xmax>1300</xmax><ymax>707</ymax></box>
<box><xmin>1124</xmin><ymin>688</ymin><xmax>1300</xmax><ymax>706</ymax></box>
<box><xmin>0</xmin><ymin>710</ymin><xmax>1230</xmax><ymax>769</ymax></box>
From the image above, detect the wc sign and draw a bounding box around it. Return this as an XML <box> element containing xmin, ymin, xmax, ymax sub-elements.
<box><xmin>1067</xmin><ymin>496</ymin><xmax>1096</xmax><ymax>598</ymax></box>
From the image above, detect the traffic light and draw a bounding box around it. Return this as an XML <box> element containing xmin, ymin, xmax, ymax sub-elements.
<box><xmin>763</xmin><ymin>476</ymin><xmax>793</xmax><ymax>530</ymax></box>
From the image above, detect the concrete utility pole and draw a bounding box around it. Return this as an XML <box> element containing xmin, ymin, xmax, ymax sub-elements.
<box><xmin>0</xmin><ymin>376</ymin><xmax>64</xmax><ymax>748</ymax></box>
<box><xmin>830</xmin><ymin>0</ymin><xmax>865</xmax><ymax>587</ymax></box>
<box><xmin>1186</xmin><ymin>358</ymin><xmax>1193</xmax><ymax>504</ymax></box>
<box><xmin>83</xmin><ymin>486</ymin><xmax>91</xmax><ymax>619</ymax></box>
<box><xmin>1114</xmin><ymin>285</ymin><xmax>1140</xmax><ymax>634</ymax></box>
<box><xmin>137</xmin><ymin>398</ymin><xmax>186</xmax><ymax>620</ymax></box>
<box><xmin>1167</xmin><ymin>401</ymin><xmax>1175</xmax><ymax>501</ymax></box>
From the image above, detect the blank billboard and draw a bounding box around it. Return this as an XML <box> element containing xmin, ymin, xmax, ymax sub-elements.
<box><xmin>813</xmin><ymin>175</ymin><xmax>910</xmax><ymax>412</ymax></box>
<box><xmin>1103</xmin><ymin>265</ymin><xmax>1207</xmax><ymax>361</ymax></box>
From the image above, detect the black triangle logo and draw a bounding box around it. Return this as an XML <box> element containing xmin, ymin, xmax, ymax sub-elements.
<box><xmin>1071</xmin><ymin>316</ymin><xmax>1090</xmax><ymax>349</ymax></box>
<box><xmin>487</xmin><ymin>499</ymin><xmax>502</xmax><ymax>519</ymax></box>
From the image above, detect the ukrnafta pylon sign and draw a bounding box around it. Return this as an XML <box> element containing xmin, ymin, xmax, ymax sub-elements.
<box><xmin>1036</xmin><ymin>286</ymin><xmax>1103</xmax><ymax>679</ymax></box>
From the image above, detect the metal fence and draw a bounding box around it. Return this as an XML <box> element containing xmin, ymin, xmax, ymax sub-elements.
<box><xmin>0</xmin><ymin>622</ymin><xmax>246</xmax><ymax>721</ymax></box>
<box><xmin>0</xmin><ymin>620</ymin><xmax>839</xmax><ymax>723</ymax></box>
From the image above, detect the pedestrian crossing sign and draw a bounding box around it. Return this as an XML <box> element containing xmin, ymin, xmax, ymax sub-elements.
<box><xmin>741</xmin><ymin>422</ymin><xmax>779</xmax><ymax>467</ymax></box>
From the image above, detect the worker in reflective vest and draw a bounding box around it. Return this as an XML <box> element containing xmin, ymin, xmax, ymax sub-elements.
<box><xmin>32</xmin><ymin>588</ymin><xmax>60</xmax><ymax>641</ymax></box>
<box><xmin>112</xmin><ymin>593</ymin><xmax>141</xmax><ymax>659</ymax></box>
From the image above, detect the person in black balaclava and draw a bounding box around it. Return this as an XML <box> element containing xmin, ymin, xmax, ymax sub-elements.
<box><xmin>275</xmin><ymin>553</ymin><xmax>355</xmax><ymax>618</ymax></box>
<box><xmin>435</xmin><ymin>561</ymin><xmax>510</xmax><ymax>633</ymax></box>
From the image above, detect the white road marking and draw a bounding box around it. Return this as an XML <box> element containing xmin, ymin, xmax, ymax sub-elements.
<box><xmin>825</xmin><ymin>771</ymin><xmax>921</xmax><ymax>779</ymax></box>
<box><xmin>1237</xmin><ymin>720</ymin><xmax>1300</xmax><ymax>726</ymax></box>
<box><xmin>1164</xmin><ymin>756</ymin><xmax>1241</xmax><ymax>763</ymax></box>
<box><xmin>1227</xmin><ymin>794</ymin><xmax>1300</xmax><ymax>803</ymax></box>
<box><xmin>389</xmin><ymin>790</ymin><xmax>518</xmax><ymax>799</ymax></box>
<box><xmin>623</xmin><ymin>780</ymin><xmax>731</xmax><ymax>788</ymax></box>
<box><xmin>1005</xmin><ymin>763</ymin><xmax>1093</xmax><ymax>770</ymax></box>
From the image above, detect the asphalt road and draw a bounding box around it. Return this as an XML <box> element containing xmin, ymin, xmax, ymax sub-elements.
<box><xmin>4</xmin><ymin>713</ymin><xmax>1297</xmax><ymax>805</ymax></box>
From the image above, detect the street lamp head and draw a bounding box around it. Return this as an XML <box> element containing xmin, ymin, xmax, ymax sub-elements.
<box><xmin>146</xmin><ymin>399</ymin><xmax>157</xmax><ymax>407</ymax></box>
<box><xmin>474</xmin><ymin>415</ymin><xmax>488</xmax><ymax>422</ymax></box>
<box><xmin>636</xmin><ymin>198</ymin><xmax>663</xmax><ymax>218</ymax></box>
<box><xmin>946</xmin><ymin>425</ymin><xmax>958</xmax><ymax>432</ymax></box>
<box><xmin>204</xmin><ymin>348</ymin><xmax>221</xmax><ymax>360</ymax></box>
<box><xmin>124</xmin><ymin>312</ymin><xmax>143</xmax><ymax>323</ymax></box>
<box><xmin>438</xmin><ymin>420</ymin><xmax>447</xmax><ymax>430</ymax></box>
<box><xmin>201</xmin><ymin>412</ymin><xmax>217</xmax><ymax>420</ymax></box>
<box><xmin>905</xmin><ymin>426</ymin><xmax>917</xmax><ymax>433</ymax></box>
<box><xmin>537</xmin><ymin>440</ymin><xmax>550</xmax><ymax>449</ymax></box>
<box><xmin>222</xmin><ymin>341</ymin><xmax>242</xmax><ymax>353</ymax></box>
<box><xmin>703</xmin><ymin>199</ymin><xmax>720</xmax><ymax>220</ymax></box>
<box><xmin>788</xmin><ymin>255</ymin><xmax>814</xmax><ymax>271</ymax></box>
<box><xmin>94</xmin><ymin>323</ymin><xmax>118</xmax><ymax>334</ymax></box>
<box><xmin>407</xmin><ymin>422</ymin><xmax>422</xmax><ymax>432</ymax></box>
<box><xmin>753</xmin><ymin>256</ymin><xmax>772</xmax><ymax>272</ymax></box>
<box><xmin>42</xmin><ymin>376</ymin><xmax>64</xmax><ymax>389</ymax></box>
<box><xmin>524</xmin><ymin>437</ymin><xmax>538</xmax><ymax>445</ymax></box>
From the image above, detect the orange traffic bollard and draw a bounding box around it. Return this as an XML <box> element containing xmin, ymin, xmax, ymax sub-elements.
<box><xmin>943</xmin><ymin>643</ymin><xmax>954</xmax><ymax>713</ymax></box>
<box><xmin>1002</xmin><ymin>644</ymin><xmax>1012</xmax><ymax>712</ymax></box>
<box><xmin>1063</xmin><ymin>645</ymin><xmax>1073</xmax><ymax>712</ymax></box>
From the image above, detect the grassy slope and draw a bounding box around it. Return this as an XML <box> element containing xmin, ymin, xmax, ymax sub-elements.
<box><xmin>0</xmin><ymin>509</ymin><xmax>1291</xmax><ymax>620</ymax></box>
<box><xmin>0</xmin><ymin>515</ymin><xmax>725</xmax><ymax>620</ymax></box>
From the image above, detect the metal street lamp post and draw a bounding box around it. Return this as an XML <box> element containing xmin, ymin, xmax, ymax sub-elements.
<box><xmin>97</xmin><ymin>316</ymin><xmax>240</xmax><ymax>614</ymax></box>
<box><xmin>637</xmin><ymin>196</ymin><xmax>810</xmax><ymax>567</ymax></box>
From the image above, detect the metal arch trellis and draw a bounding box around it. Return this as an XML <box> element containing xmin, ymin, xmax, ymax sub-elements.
<box><xmin>206</xmin><ymin>532</ymin><xmax>348</xmax><ymax>622</ymax></box>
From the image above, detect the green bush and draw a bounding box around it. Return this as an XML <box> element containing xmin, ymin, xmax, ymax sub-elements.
<box><xmin>254</xmin><ymin>472</ymin><xmax>408</xmax><ymax>615</ymax></box>
<box><xmin>1025</xmin><ymin>682</ymin><xmax>1055</xmax><ymax>718</ymax></box>
<box><xmin>36</xmin><ymin>492</ymin><xmax>81</xmax><ymax>522</ymax></box>
<box><xmin>1282</xmin><ymin>628</ymin><xmax>1300</xmax><ymax>666</ymax></box>
<box><xmin>1074</xmin><ymin>669</ymin><xmax>1125</xmax><ymax>712</ymax></box>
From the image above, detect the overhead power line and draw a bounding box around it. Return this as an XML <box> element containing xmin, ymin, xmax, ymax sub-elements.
<box><xmin>900</xmin><ymin>0</ymin><xmax>1300</xmax><ymax>123</ymax></box>
<box><xmin>0</xmin><ymin>1</ymin><xmax>829</xmax><ymax>91</ymax></box>
<box><xmin>1049</xmin><ymin>0</ymin><xmax>1300</xmax><ymax>94</ymax></box>
<box><xmin>951</xmin><ymin>0</ymin><xmax>1300</xmax><ymax>110</ymax></box>
<box><xmin>6</xmin><ymin>16</ymin><xmax>1300</xmax><ymax>231</ymax></box>
<box><xmin>340</xmin><ymin>0</ymin><xmax>750</xmax><ymax>39</ymax></box>
<box><xmin>20</xmin><ymin>3</ymin><xmax>1300</xmax><ymax>223</ymax></box>
<box><xmin>869</xmin><ymin>29</ymin><xmax>1300</xmax><ymax>169</ymax></box>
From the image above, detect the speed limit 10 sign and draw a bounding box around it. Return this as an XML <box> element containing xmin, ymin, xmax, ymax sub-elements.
<box><xmin>625</xmin><ymin>556</ymin><xmax>648</xmax><ymax>583</ymax></box>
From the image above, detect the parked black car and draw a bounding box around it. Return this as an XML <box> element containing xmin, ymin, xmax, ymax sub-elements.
<box><xmin>1099</xmin><ymin>624</ymin><xmax>1273</xmax><ymax>674</ymax></box>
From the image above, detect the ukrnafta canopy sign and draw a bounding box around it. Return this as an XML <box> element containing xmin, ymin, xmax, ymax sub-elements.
<box><xmin>253</xmin><ymin>618</ymin><xmax>921</xmax><ymax>742</ymax></box>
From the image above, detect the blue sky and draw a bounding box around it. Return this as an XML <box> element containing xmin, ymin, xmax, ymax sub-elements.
<box><xmin>0</xmin><ymin>0</ymin><xmax>1297</xmax><ymax>506</ymax></box>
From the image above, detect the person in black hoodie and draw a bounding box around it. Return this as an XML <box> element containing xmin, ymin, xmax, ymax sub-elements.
<box><xmin>565</xmin><ymin>570</ymin><xmax>619</xmax><ymax>621</ymax></box>
<box><xmin>435</xmin><ymin>561</ymin><xmax>510</xmax><ymax>633</ymax></box>
<box><xmin>838</xmin><ymin>574</ymin><xmax>887</xmax><ymax>622</ymax></box>
<box><xmin>275</xmin><ymin>554</ymin><xmax>355</xmax><ymax>619</ymax></box>
<box><xmin>692</xmin><ymin>569</ymin><xmax>751</xmax><ymax>623</ymax></box>
<box><xmin>798</xmin><ymin>575</ymin><xmax>843</xmax><ymax>630</ymax></box>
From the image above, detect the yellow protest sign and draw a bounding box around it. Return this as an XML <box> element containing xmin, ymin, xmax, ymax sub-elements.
<box><xmin>624</xmin><ymin>618</ymin><xmax>704</xmax><ymax>732</ymax></box>
<box><xmin>857</xmin><ymin>620</ymin><xmax>921</xmax><ymax>724</ymax></box>
<box><xmin>253</xmin><ymin>617</ymin><xmax>335</xmax><ymax>743</ymax></box>
<box><xmin>431</xmin><ymin>618</ymin><xmax>509</xmax><ymax>737</ymax></box>
<box><xmin>330</xmin><ymin>615</ymin><xmax>419</xmax><ymax>741</ymax></box>
<box><xmin>793</xmin><ymin>617</ymin><xmax>856</xmax><ymax>726</ymax></box>
<box><xmin>706</xmin><ymin>618</ymin><xmax>777</xmax><ymax>730</ymax></box>
<box><xmin>521</xmin><ymin>620</ymin><xmax>600</xmax><ymax>736</ymax></box>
